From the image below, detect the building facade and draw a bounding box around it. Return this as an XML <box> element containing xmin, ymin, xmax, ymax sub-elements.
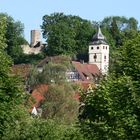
<box><xmin>89</xmin><ymin>27</ymin><xmax>109</xmax><ymax>74</ymax></box>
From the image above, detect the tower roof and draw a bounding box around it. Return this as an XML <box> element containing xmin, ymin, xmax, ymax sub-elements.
<box><xmin>90</xmin><ymin>26</ymin><xmax>108</xmax><ymax>45</ymax></box>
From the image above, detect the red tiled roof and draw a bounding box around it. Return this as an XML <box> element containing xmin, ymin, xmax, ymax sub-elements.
<box><xmin>72</xmin><ymin>61</ymin><xmax>100</xmax><ymax>81</ymax></box>
<box><xmin>31</xmin><ymin>84</ymin><xmax>48</xmax><ymax>108</ymax></box>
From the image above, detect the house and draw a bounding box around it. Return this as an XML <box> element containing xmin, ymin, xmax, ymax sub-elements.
<box><xmin>66</xmin><ymin>61</ymin><xmax>100</xmax><ymax>82</ymax></box>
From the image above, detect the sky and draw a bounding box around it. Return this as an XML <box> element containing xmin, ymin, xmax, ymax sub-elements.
<box><xmin>1</xmin><ymin>0</ymin><xmax>140</xmax><ymax>43</ymax></box>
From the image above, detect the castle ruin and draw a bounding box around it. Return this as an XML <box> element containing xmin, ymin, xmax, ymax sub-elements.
<box><xmin>21</xmin><ymin>30</ymin><xmax>45</xmax><ymax>54</ymax></box>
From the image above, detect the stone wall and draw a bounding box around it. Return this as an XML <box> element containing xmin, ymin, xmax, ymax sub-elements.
<box><xmin>31</xmin><ymin>30</ymin><xmax>41</xmax><ymax>47</ymax></box>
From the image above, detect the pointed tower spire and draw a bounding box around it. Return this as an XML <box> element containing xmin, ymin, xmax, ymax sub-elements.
<box><xmin>90</xmin><ymin>26</ymin><xmax>107</xmax><ymax>45</ymax></box>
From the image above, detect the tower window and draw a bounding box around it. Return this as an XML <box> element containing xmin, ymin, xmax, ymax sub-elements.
<box><xmin>97</xmin><ymin>46</ymin><xmax>99</xmax><ymax>49</ymax></box>
<box><xmin>104</xmin><ymin>55</ymin><xmax>106</xmax><ymax>62</ymax></box>
<box><xmin>91</xmin><ymin>47</ymin><xmax>93</xmax><ymax>50</ymax></box>
<box><xmin>93</xmin><ymin>53</ymin><xmax>97</xmax><ymax>62</ymax></box>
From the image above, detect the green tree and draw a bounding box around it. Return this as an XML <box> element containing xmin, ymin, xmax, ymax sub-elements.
<box><xmin>39</xmin><ymin>62</ymin><xmax>67</xmax><ymax>84</ymax></box>
<box><xmin>0</xmin><ymin>13</ymin><xmax>28</xmax><ymax>64</ymax></box>
<box><xmin>102</xmin><ymin>16</ymin><xmax>138</xmax><ymax>31</ymax></box>
<box><xmin>80</xmin><ymin>75</ymin><xmax>140</xmax><ymax>140</ymax></box>
<box><xmin>0</xmin><ymin>15</ymin><xmax>83</xmax><ymax>139</ymax></box>
<box><xmin>79</xmin><ymin>29</ymin><xmax>140</xmax><ymax>140</ymax></box>
<box><xmin>101</xmin><ymin>16</ymin><xmax>139</xmax><ymax>47</ymax></box>
<box><xmin>27</xmin><ymin>57</ymin><xmax>72</xmax><ymax>89</ymax></box>
<box><xmin>110</xmin><ymin>17</ymin><xmax>122</xmax><ymax>47</ymax></box>
<box><xmin>41</xmin><ymin>13</ymin><xmax>94</xmax><ymax>56</ymax></box>
<box><xmin>112</xmin><ymin>32</ymin><xmax>140</xmax><ymax>81</ymax></box>
<box><xmin>0</xmin><ymin>15</ymin><xmax>30</xmax><ymax>138</ymax></box>
<box><xmin>42</xmin><ymin>83</ymin><xmax>79</xmax><ymax>124</ymax></box>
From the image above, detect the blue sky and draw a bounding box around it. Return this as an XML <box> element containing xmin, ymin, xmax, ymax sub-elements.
<box><xmin>1</xmin><ymin>0</ymin><xmax>140</xmax><ymax>43</ymax></box>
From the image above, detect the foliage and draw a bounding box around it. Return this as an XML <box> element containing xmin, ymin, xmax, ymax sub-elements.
<box><xmin>39</xmin><ymin>62</ymin><xmax>67</xmax><ymax>84</ymax></box>
<box><xmin>27</xmin><ymin>57</ymin><xmax>72</xmax><ymax>89</ymax></box>
<box><xmin>0</xmin><ymin>16</ymin><xmax>30</xmax><ymax>138</ymax></box>
<box><xmin>79</xmin><ymin>30</ymin><xmax>140</xmax><ymax>139</ymax></box>
<box><xmin>41</xmin><ymin>14</ymin><xmax>139</xmax><ymax>64</ymax></box>
<box><xmin>41</xmin><ymin>12</ymin><xmax>94</xmax><ymax>56</ymax></box>
<box><xmin>62</xmin><ymin>124</ymin><xmax>85</xmax><ymax>140</ymax></box>
<box><xmin>101</xmin><ymin>16</ymin><xmax>138</xmax><ymax>48</ymax></box>
<box><xmin>42</xmin><ymin>83</ymin><xmax>79</xmax><ymax>124</ymax></box>
<box><xmin>79</xmin><ymin>75</ymin><xmax>140</xmax><ymax>140</ymax></box>
<box><xmin>0</xmin><ymin>13</ymin><xmax>28</xmax><ymax>64</ymax></box>
<box><xmin>0</xmin><ymin>16</ymin><xmax>83</xmax><ymax>140</ymax></box>
<box><xmin>111</xmin><ymin>32</ymin><xmax>140</xmax><ymax>81</ymax></box>
<box><xmin>0</xmin><ymin>16</ymin><xmax>12</xmax><ymax>73</ymax></box>
<box><xmin>1</xmin><ymin>11</ymin><xmax>140</xmax><ymax>139</ymax></box>
<box><xmin>102</xmin><ymin>16</ymin><xmax>138</xmax><ymax>31</ymax></box>
<box><xmin>17</xmin><ymin>53</ymin><xmax>45</xmax><ymax>65</ymax></box>
<box><xmin>2</xmin><ymin>118</ymin><xmax>85</xmax><ymax>140</ymax></box>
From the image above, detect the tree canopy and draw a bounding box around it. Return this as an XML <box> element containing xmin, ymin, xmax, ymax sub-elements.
<box><xmin>79</xmin><ymin>30</ymin><xmax>140</xmax><ymax>139</ymax></box>
<box><xmin>0</xmin><ymin>15</ymin><xmax>29</xmax><ymax>138</ymax></box>
<box><xmin>41</xmin><ymin>13</ymin><xmax>94</xmax><ymax>56</ymax></box>
<box><xmin>0</xmin><ymin>13</ymin><xmax>28</xmax><ymax>64</ymax></box>
<box><xmin>1</xmin><ymin>11</ymin><xmax>140</xmax><ymax>139</ymax></box>
<box><xmin>0</xmin><ymin>15</ymin><xmax>84</xmax><ymax>140</ymax></box>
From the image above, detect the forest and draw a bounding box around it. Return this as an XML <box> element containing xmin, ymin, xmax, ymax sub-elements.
<box><xmin>0</xmin><ymin>12</ymin><xmax>140</xmax><ymax>139</ymax></box>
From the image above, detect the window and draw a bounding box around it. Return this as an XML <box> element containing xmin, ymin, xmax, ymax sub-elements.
<box><xmin>104</xmin><ymin>55</ymin><xmax>106</xmax><ymax>62</ymax></box>
<box><xmin>97</xmin><ymin>46</ymin><xmax>99</xmax><ymax>49</ymax></box>
<box><xmin>106</xmin><ymin>46</ymin><xmax>107</xmax><ymax>50</ymax></box>
<box><xmin>103</xmin><ymin>46</ymin><xmax>105</xmax><ymax>49</ymax></box>
<box><xmin>91</xmin><ymin>47</ymin><xmax>93</xmax><ymax>50</ymax></box>
<box><xmin>93</xmin><ymin>53</ymin><xmax>97</xmax><ymax>62</ymax></box>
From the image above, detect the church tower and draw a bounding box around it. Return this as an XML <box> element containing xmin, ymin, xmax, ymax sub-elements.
<box><xmin>89</xmin><ymin>26</ymin><xmax>109</xmax><ymax>74</ymax></box>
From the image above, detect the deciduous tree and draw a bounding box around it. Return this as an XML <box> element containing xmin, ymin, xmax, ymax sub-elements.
<box><xmin>41</xmin><ymin>13</ymin><xmax>94</xmax><ymax>56</ymax></box>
